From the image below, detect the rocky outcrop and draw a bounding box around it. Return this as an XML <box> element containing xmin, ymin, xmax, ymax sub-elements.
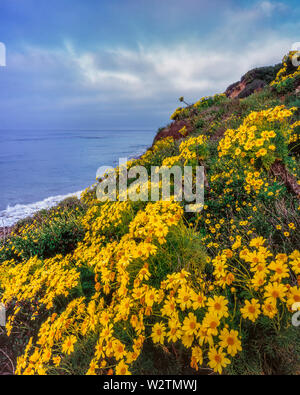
<box><xmin>0</xmin><ymin>226</ymin><xmax>12</xmax><ymax>240</ymax></box>
<box><xmin>153</xmin><ymin>119</ymin><xmax>193</xmax><ymax>144</ymax></box>
<box><xmin>225</xmin><ymin>64</ymin><xmax>282</xmax><ymax>99</ymax></box>
<box><xmin>271</xmin><ymin>160</ymin><xmax>300</xmax><ymax>197</ymax></box>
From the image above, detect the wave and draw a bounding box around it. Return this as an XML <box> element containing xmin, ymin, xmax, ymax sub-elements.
<box><xmin>0</xmin><ymin>145</ymin><xmax>149</xmax><ymax>228</ymax></box>
<box><xmin>0</xmin><ymin>190</ymin><xmax>83</xmax><ymax>228</ymax></box>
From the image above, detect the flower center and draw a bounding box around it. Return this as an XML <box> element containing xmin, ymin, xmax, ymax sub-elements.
<box><xmin>248</xmin><ymin>306</ymin><xmax>256</xmax><ymax>314</ymax></box>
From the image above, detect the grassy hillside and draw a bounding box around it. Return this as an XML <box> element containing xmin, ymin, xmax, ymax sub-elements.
<box><xmin>0</xmin><ymin>51</ymin><xmax>299</xmax><ymax>375</ymax></box>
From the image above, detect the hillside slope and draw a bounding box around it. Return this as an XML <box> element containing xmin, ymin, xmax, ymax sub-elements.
<box><xmin>0</xmin><ymin>51</ymin><xmax>300</xmax><ymax>375</ymax></box>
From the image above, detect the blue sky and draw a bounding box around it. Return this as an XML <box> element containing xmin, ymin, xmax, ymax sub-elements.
<box><xmin>0</xmin><ymin>0</ymin><xmax>299</xmax><ymax>130</ymax></box>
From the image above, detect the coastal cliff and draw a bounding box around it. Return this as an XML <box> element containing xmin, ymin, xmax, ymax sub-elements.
<box><xmin>0</xmin><ymin>51</ymin><xmax>300</xmax><ymax>376</ymax></box>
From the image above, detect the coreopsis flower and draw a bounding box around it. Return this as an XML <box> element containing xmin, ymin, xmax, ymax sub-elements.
<box><xmin>264</xmin><ymin>282</ymin><xmax>287</xmax><ymax>302</ymax></box>
<box><xmin>115</xmin><ymin>360</ymin><xmax>131</xmax><ymax>375</ymax></box>
<box><xmin>86</xmin><ymin>359</ymin><xmax>98</xmax><ymax>375</ymax></box>
<box><xmin>176</xmin><ymin>286</ymin><xmax>193</xmax><ymax>310</ymax></box>
<box><xmin>113</xmin><ymin>340</ymin><xmax>127</xmax><ymax>360</ymax></box>
<box><xmin>161</xmin><ymin>297</ymin><xmax>177</xmax><ymax>317</ymax></box>
<box><xmin>95</xmin><ymin>341</ymin><xmax>105</xmax><ymax>359</ymax></box>
<box><xmin>145</xmin><ymin>288</ymin><xmax>158</xmax><ymax>307</ymax></box>
<box><xmin>240</xmin><ymin>299</ymin><xmax>261</xmax><ymax>322</ymax></box>
<box><xmin>262</xmin><ymin>299</ymin><xmax>277</xmax><ymax>318</ymax></box>
<box><xmin>126</xmin><ymin>351</ymin><xmax>140</xmax><ymax>364</ymax></box>
<box><xmin>191</xmin><ymin>346</ymin><xmax>203</xmax><ymax>366</ymax></box>
<box><xmin>219</xmin><ymin>328</ymin><xmax>242</xmax><ymax>356</ymax></box>
<box><xmin>249</xmin><ymin>236</ymin><xmax>265</xmax><ymax>248</ymax></box>
<box><xmin>62</xmin><ymin>335</ymin><xmax>77</xmax><ymax>355</ymax></box>
<box><xmin>198</xmin><ymin>325</ymin><xmax>214</xmax><ymax>347</ymax></box>
<box><xmin>191</xmin><ymin>291</ymin><xmax>206</xmax><ymax>310</ymax></box>
<box><xmin>181</xmin><ymin>333</ymin><xmax>194</xmax><ymax>348</ymax></box>
<box><xmin>151</xmin><ymin>322</ymin><xmax>166</xmax><ymax>344</ymax></box>
<box><xmin>268</xmin><ymin>260</ymin><xmax>289</xmax><ymax>281</ymax></box>
<box><xmin>167</xmin><ymin>319</ymin><xmax>182</xmax><ymax>342</ymax></box>
<box><xmin>208</xmin><ymin>347</ymin><xmax>230</xmax><ymax>374</ymax></box>
<box><xmin>52</xmin><ymin>356</ymin><xmax>61</xmax><ymax>367</ymax></box>
<box><xmin>202</xmin><ymin>312</ymin><xmax>220</xmax><ymax>336</ymax></box>
<box><xmin>207</xmin><ymin>295</ymin><xmax>229</xmax><ymax>318</ymax></box>
<box><xmin>286</xmin><ymin>286</ymin><xmax>300</xmax><ymax>308</ymax></box>
<box><xmin>182</xmin><ymin>313</ymin><xmax>200</xmax><ymax>336</ymax></box>
<box><xmin>100</xmin><ymin>324</ymin><xmax>114</xmax><ymax>341</ymax></box>
<box><xmin>290</xmin><ymin>250</ymin><xmax>300</xmax><ymax>274</ymax></box>
<box><xmin>251</xmin><ymin>272</ymin><xmax>267</xmax><ymax>289</ymax></box>
<box><xmin>104</xmin><ymin>340</ymin><xmax>114</xmax><ymax>358</ymax></box>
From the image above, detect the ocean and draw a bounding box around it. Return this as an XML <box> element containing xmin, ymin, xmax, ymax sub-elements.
<box><xmin>0</xmin><ymin>129</ymin><xmax>155</xmax><ymax>227</ymax></box>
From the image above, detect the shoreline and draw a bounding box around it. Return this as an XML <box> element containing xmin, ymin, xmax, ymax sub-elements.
<box><xmin>0</xmin><ymin>145</ymin><xmax>152</xmax><ymax>232</ymax></box>
<box><xmin>0</xmin><ymin>190</ymin><xmax>84</xmax><ymax>230</ymax></box>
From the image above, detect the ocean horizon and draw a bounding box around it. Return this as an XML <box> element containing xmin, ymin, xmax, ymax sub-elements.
<box><xmin>0</xmin><ymin>128</ymin><xmax>155</xmax><ymax>227</ymax></box>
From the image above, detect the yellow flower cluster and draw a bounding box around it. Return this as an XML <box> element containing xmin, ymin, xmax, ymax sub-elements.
<box><xmin>170</xmin><ymin>93</ymin><xmax>226</xmax><ymax>121</ymax></box>
<box><xmin>244</xmin><ymin>171</ymin><xmax>264</xmax><ymax>194</ymax></box>
<box><xmin>162</xmin><ymin>134</ymin><xmax>208</xmax><ymax>167</ymax></box>
<box><xmin>193</xmin><ymin>93</ymin><xmax>226</xmax><ymax>109</ymax></box>
<box><xmin>270</xmin><ymin>51</ymin><xmax>300</xmax><ymax>89</ymax></box>
<box><xmin>170</xmin><ymin>107</ymin><xmax>185</xmax><ymax>120</ymax></box>
<box><xmin>218</xmin><ymin>105</ymin><xmax>296</xmax><ymax>168</ymax></box>
<box><xmin>0</xmin><ymin>91</ymin><xmax>299</xmax><ymax>377</ymax></box>
<box><xmin>1</xmin><ymin>254</ymin><xmax>80</xmax><ymax>336</ymax></box>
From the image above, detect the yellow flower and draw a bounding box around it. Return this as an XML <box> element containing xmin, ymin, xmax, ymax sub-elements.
<box><xmin>286</xmin><ymin>286</ymin><xmax>300</xmax><ymax>307</ymax></box>
<box><xmin>176</xmin><ymin>286</ymin><xmax>193</xmax><ymax>310</ymax></box>
<box><xmin>161</xmin><ymin>297</ymin><xmax>177</xmax><ymax>317</ymax></box>
<box><xmin>167</xmin><ymin>319</ymin><xmax>182</xmax><ymax>342</ymax></box>
<box><xmin>190</xmin><ymin>346</ymin><xmax>203</xmax><ymax>370</ymax></box>
<box><xmin>240</xmin><ymin>299</ymin><xmax>261</xmax><ymax>322</ymax></box>
<box><xmin>115</xmin><ymin>360</ymin><xmax>131</xmax><ymax>375</ymax></box>
<box><xmin>262</xmin><ymin>299</ymin><xmax>277</xmax><ymax>318</ymax></box>
<box><xmin>181</xmin><ymin>333</ymin><xmax>194</xmax><ymax>348</ymax></box>
<box><xmin>208</xmin><ymin>347</ymin><xmax>230</xmax><ymax>374</ymax></box>
<box><xmin>151</xmin><ymin>322</ymin><xmax>166</xmax><ymax>344</ymax></box>
<box><xmin>219</xmin><ymin>328</ymin><xmax>242</xmax><ymax>356</ymax></box>
<box><xmin>290</xmin><ymin>250</ymin><xmax>300</xmax><ymax>274</ymax></box>
<box><xmin>62</xmin><ymin>335</ymin><xmax>77</xmax><ymax>355</ymax></box>
<box><xmin>52</xmin><ymin>356</ymin><xmax>61</xmax><ymax>367</ymax></box>
<box><xmin>145</xmin><ymin>288</ymin><xmax>158</xmax><ymax>307</ymax></box>
<box><xmin>202</xmin><ymin>312</ymin><xmax>220</xmax><ymax>336</ymax></box>
<box><xmin>268</xmin><ymin>260</ymin><xmax>289</xmax><ymax>281</ymax></box>
<box><xmin>249</xmin><ymin>236</ymin><xmax>265</xmax><ymax>248</ymax></box>
<box><xmin>191</xmin><ymin>292</ymin><xmax>206</xmax><ymax>310</ymax></box>
<box><xmin>182</xmin><ymin>313</ymin><xmax>200</xmax><ymax>336</ymax></box>
<box><xmin>207</xmin><ymin>295</ymin><xmax>229</xmax><ymax>318</ymax></box>
<box><xmin>264</xmin><ymin>282</ymin><xmax>287</xmax><ymax>302</ymax></box>
<box><xmin>113</xmin><ymin>340</ymin><xmax>127</xmax><ymax>360</ymax></box>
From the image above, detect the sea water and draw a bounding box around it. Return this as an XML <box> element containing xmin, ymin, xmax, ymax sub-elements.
<box><xmin>0</xmin><ymin>129</ymin><xmax>155</xmax><ymax>226</ymax></box>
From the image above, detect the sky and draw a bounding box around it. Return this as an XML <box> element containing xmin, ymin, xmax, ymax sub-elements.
<box><xmin>0</xmin><ymin>0</ymin><xmax>299</xmax><ymax>130</ymax></box>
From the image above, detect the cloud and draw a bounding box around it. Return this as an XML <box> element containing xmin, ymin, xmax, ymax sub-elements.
<box><xmin>258</xmin><ymin>1</ymin><xmax>288</xmax><ymax>17</ymax></box>
<box><xmin>66</xmin><ymin>36</ymin><xmax>290</xmax><ymax>102</ymax></box>
<box><xmin>0</xmin><ymin>33</ymin><xmax>292</xmax><ymax>130</ymax></box>
<box><xmin>0</xmin><ymin>0</ymin><xmax>296</xmax><ymax>129</ymax></box>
